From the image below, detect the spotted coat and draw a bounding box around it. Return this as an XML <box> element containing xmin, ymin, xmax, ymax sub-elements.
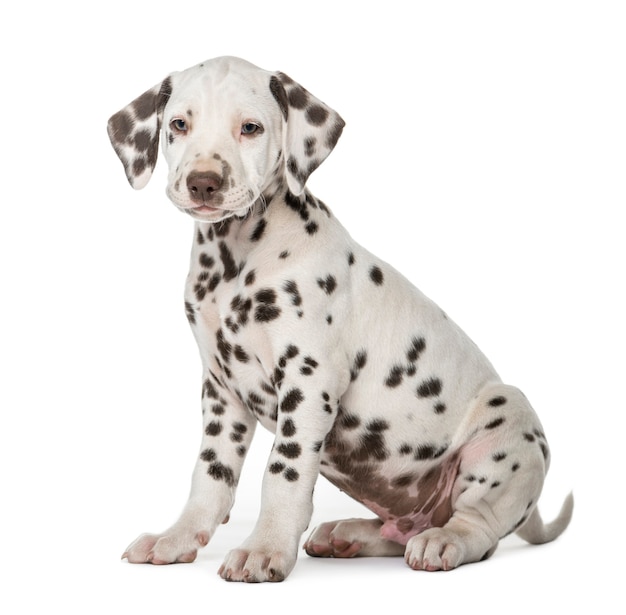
<box><xmin>108</xmin><ymin>56</ymin><xmax>573</xmax><ymax>582</ymax></box>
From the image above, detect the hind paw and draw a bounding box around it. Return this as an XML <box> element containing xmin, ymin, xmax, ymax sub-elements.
<box><xmin>404</xmin><ymin>528</ymin><xmax>467</xmax><ymax>571</ymax></box>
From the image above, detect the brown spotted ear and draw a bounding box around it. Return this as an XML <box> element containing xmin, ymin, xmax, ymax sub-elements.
<box><xmin>107</xmin><ymin>77</ymin><xmax>173</xmax><ymax>189</ymax></box>
<box><xmin>270</xmin><ymin>72</ymin><xmax>345</xmax><ymax>196</ymax></box>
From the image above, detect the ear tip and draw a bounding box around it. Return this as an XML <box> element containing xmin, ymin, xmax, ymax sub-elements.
<box><xmin>286</xmin><ymin>175</ymin><xmax>305</xmax><ymax>196</ymax></box>
<box><xmin>128</xmin><ymin>169</ymin><xmax>152</xmax><ymax>190</ymax></box>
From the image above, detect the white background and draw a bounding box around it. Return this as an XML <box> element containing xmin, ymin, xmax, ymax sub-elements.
<box><xmin>1</xmin><ymin>1</ymin><xmax>623</xmax><ymax>612</ymax></box>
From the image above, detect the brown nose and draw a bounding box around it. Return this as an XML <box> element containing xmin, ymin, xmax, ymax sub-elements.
<box><xmin>187</xmin><ymin>171</ymin><xmax>223</xmax><ymax>203</ymax></box>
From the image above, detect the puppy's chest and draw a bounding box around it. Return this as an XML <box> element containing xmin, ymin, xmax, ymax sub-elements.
<box><xmin>185</xmin><ymin>214</ymin><xmax>345</xmax><ymax>367</ymax></box>
<box><xmin>185</xmin><ymin>241</ymin><xmax>298</xmax><ymax>429</ymax></box>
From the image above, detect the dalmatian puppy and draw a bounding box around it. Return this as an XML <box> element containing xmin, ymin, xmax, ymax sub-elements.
<box><xmin>108</xmin><ymin>56</ymin><xmax>573</xmax><ymax>582</ymax></box>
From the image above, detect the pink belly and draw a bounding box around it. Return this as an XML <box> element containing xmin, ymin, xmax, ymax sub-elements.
<box><xmin>362</xmin><ymin>452</ymin><xmax>462</xmax><ymax>545</ymax></box>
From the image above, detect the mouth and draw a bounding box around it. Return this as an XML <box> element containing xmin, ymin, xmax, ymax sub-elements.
<box><xmin>168</xmin><ymin>189</ymin><xmax>259</xmax><ymax>223</ymax></box>
<box><xmin>190</xmin><ymin>205</ymin><xmax>219</xmax><ymax>215</ymax></box>
<box><xmin>178</xmin><ymin>203</ymin><xmax>228</xmax><ymax>221</ymax></box>
<box><xmin>177</xmin><ymin>205</ymin><xmax>231</xmax><ymax>222</ymax></box>
<box><xmin>167</xmin><ymin>186</ymin><xmax>224</xmax><ymax>220</ymax></box>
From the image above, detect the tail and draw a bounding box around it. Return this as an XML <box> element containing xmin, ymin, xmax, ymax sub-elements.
<box><xmin>516</xmin><ymin>492</ymin><xmax>574</xmax><ymax>545</ymax></box>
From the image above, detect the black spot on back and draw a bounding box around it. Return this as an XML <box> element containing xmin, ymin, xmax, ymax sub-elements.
<box><xmin>355</xmin><ymin>429</ymin><xmax>388</xmax><ymax>461</ymax></box>
<box><xmin>385</xmin><ymin>365</ymin><xmax>404</xmax><ymax>388</ymax></box>
<box><xmin>350</xmin><ymin>350</ymin><xmax>368</xmax><ymax>381</ymax></box>
<box><xmin>407</xmin><ymin>337</ymin><xmax>426</xmax><ymax>362</ymax></box>
<box><xmin>486</xmin><ymin>417</ymin><xmax>506</xmax><ymax>430</ymax></box>
<box><xmin>417</xmin><ymin>377</ymin><xmax>442</xmax><ymax>398</ymax></box>
<box><xmin>369</xmin><ymin>265</ymin><xmax>384</xmax><ymax>286</ymax></box>
<box><xmin>317</xmin><ymin>275</ymin><xmax>337</xmax><ymax>295</ymax></box>
<box><xmin>414</xmin><ymin>444</ymin><xmax>436</xmax><ymax>460</ymax></box>
<box><xmin>283</xmin><ymin>280</ymin><xmax>303</xmax><ymax>306</ymax></box>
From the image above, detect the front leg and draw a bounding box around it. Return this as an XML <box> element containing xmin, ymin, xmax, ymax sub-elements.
<box><xmin>123</xmin><ymin>371</ymin><xmax>256</xmax><ymax>565</ymax></box>
<box><xmin>219</xmin><ymin>372</ymin><xmax>342</xmax><ymax>582</ymax></box>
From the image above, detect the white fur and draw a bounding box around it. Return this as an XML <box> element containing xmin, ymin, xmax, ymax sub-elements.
<box><xmin>108</xmin><ymin>56</ymin><xmax>572</xmax><ymax>582</ymax></box>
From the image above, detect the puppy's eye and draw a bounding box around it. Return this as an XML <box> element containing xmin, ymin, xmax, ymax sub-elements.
<box><xmin>170</xmin><ymin>118</ymin><xmax>188</xmax><ymax>133</ymax></box>
<box><xmin>241</xmin><ymin>122</ymin><xmax>263</xmax><ymax>135</ymax></box>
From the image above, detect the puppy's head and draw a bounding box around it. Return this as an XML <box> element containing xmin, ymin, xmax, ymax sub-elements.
<box><xmin>108</xmin><ymin>56</ymin><xmax>344</xmax><ymax>223</ymax></box>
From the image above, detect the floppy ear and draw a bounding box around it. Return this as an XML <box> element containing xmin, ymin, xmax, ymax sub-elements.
<box><xmin>270</xmin><ymin>72</ymin><xmax>345</xmax><ymax>196</ymax></box>
<box><xmin>107</xmin><ymin>77</ymin><xmax>173</xmax><ymax>189</ymax></box>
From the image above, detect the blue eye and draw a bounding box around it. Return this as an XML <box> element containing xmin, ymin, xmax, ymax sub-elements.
<box><xmin>241</xmin><ymin>122</ymin><xmax>262</xmax><ymax>135</ymax></box>
<box><xmin>170</xmin><ymin>118</ymin><xmax>188</xmax><ymax>133</ymax></box>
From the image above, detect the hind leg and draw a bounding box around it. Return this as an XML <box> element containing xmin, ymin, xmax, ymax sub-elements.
<box><xmin>304</xmin><ymin>518</ymin><xmax>405</xmax><ymax>558</ymax></box>
<box><xmin>405</xmin><ymin>384</ymin><xmax>549</xmax><ymax>571</ymax></box>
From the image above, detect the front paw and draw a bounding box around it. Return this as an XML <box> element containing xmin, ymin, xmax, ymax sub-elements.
<box><xmin>218</xmin><ymin>546</ymin><xmax>296</xmax><ymax>582</ymax></box>
<box><xmin>122</xmin><ymin>529</ymin><xmax>210</xmax><ymax>565</ymax></box>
